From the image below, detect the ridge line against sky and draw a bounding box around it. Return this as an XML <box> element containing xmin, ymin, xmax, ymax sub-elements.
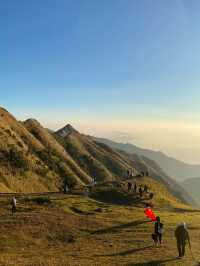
<box><xmin>1</xmin><ymin>0</ymin><xmax>200</xmax><ymax>163</ymax></box>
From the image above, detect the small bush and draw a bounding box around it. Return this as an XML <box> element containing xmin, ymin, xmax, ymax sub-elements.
<box><xmin>6</xmin><ymin>145</ymin><xmax>28</xmax><ymax>169</ymax></box>
<box><xmin>31</xmin><ymin>196</ymin><xmax>51</xmax><ymax>205</ymax></box>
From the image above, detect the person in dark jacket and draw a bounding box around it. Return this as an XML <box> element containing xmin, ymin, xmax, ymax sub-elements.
<box><xmin>127</xmin><ymin>182</ymin><xmax>132</xmax><ymax>192</ymax></box>
<box><xmin>149</xmin><ymin>192</ymin><xmax>154</xmax><ymax>199</ymax></box>
<box><xmin>139</xmin><ymin>187</ymin><xmax>143</xmax><ymax>198</ymax></box>
<box><xmin>175</xmin><ymin>222</ymin><xmax>191</xmax><ymax>259</ymax></box>
<box><xmin>144</xmin><ymin>184</ymin><xmax>148</xmax><ymax>193</ymax></box>
<box><xmin>134</xmin><ymin>183</ymin><xmax>137</xmax><ymax>193</ymax></box>
<box><xmin>152</xmin><ymin>216</ymin><xmax>164</xmax><ymax>246</ymax></box>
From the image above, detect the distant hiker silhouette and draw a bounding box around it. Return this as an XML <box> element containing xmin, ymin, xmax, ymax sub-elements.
<box><xmin>139</xmin><ymin>187</ymin><xmax>143</xmax><ymax>198</ymax></box>
<box><xmin>134</xmin><ymin>183</ymin><xmax>137</xmax><ymax>193</ymax></box>
<box><xmin>144</xmin><ymin>184</ymin><xmax>148</xmax><ymax>193</ymax></box>
<box><xmin>127</xmin><ymin>170</ymin><xmax>130</xmax><ymax>179</ymax></box>
<box><xmin>11</xmin><ymin>196</ymin><xmax>17</xmax><ymax>215</ymax></box>
<box><xmin>152</xmin><ymin>216</ymin><xmax>164</xmax><ymax>247</ymax></box>
<box><xmin>149</xmin><ymin>192</ymin><xmax>154</xmax><ymax>199</ymax></box>
<box><xmin>91</xmin><ymin>178</ymin><xmax>96</xmax><ymax>187</ymax></box>
<box><xmin>64</xmin><ymin>184</ymin><xmax>69</xmax><ymax>194</ymax></box>
<box><xmin>127</xmin><ymin>182</ymin><xmax>132</xmax><ymax>192</ymax></box>
<box><xmin>84</xmin><ymin>187</ymin><xmax>90</xmax><ymax>197</ymax></box>
<box><xmin>175</xmin><ymin>222</ymin><xmax>191</xmax><ymax>259</ymax></box>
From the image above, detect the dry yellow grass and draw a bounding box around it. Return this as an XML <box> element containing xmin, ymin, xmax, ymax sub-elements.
<box><xmin>0</xmin><ymin>187</ymin><xmax>198</xmax><ymax>266</ymax></box>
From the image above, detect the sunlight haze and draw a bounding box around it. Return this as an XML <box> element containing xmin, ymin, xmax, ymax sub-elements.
<box><xmin>1</xmin><ymin>0</ymin><xmax>200</xmax><ymax>164</ymax></box>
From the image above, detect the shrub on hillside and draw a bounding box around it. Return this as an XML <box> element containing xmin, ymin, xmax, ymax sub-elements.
<box><xmin>6</xmin><ymin>145</ymin><xmax>28</xmax><ymax>170</ymax></box>
<box><xmin>36</xmin><ymin>149</ymin><xmax>77</xmax><ymax>188</ymax></box>
<box><xmin>31</xmin><ymin>196</ymin><xmax>51</xmax><ymax>205</ymax></box>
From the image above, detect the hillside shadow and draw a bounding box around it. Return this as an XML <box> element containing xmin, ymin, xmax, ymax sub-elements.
<box><xmin>70</xmin><ymin>206</ymin><xmax>95</xmax><ymax>216</ymax></box>
<box><xmin>171</xmin><ymin>207</ymin><xmax>200</xmax><ymax>213</ymax></box>
<box><xmin>90</xmin><ymin>219</ymin><xmax>151</xmax><ymax>235</ymax></box>
<box><xmin>97</xmin><ymin>245</ymin><xmax>153</xmax><ymax>257</ymax></box>
<box><xmin>91</xmin><ymin>189</ymin><xmax>150</xmax><ymax>207</ymax></box>
<box><xmin>126</xmin><ymin>258</ymin><xmax>178</xmax><ymax>266</ymax></box>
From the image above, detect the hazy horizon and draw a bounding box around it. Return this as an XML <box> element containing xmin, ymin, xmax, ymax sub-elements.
<box><xmin>1</xmin><ymin>0</ymin><xmax>200</xmax><ymax>164</ymax></box>
<box><xmin>2</xmin><ymin>107</ymin><xmax>198</xmax><ymax>165</ymax></box>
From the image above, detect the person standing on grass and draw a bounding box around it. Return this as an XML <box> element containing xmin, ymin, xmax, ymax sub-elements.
<box><xmin>65</xmin><ymin>184</ymin><xmax>69</xmax><ymax>193</ymax></box>
<box><xmin>134</xmin><ymin>183</ymin><xmax>137</xmax><ymax>193</ymax></box>
<box><xmin>153</xmin><ymin>216</ymin><xmax>164</xmax><ymax>247</ymax></box>
<box><xmin>175</xmin><ymin>222</ymin><xmax>191</xmax><ymax>259</ymax></box>
<box><xmin>127</xmin><ymin>182</ymin><xmax>132</xmax><ymax>192</ymax></box>
<box><xmin>139</xmin><ymin>187</ymin><xmax>143</xmax><ymax>198</ymax></box>
<box><xmin>11</xmin><ymin>196</ymin><xmax>17</xmax><ymax>215</ymax></box>
<box><xmin>144</xmin><ymin>184</ymin><xmax>148</xmax><ymax>193</ymax></box>
<box><xmin>149</xmin><ymin>192</ymin><xmax>154</xmax><ymax>199</ymax></box>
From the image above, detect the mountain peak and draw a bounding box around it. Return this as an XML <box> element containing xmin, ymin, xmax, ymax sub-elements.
<box><xmin>56</xmin><ymin>124</ymin><xmax>78</xmax><ymax>138</ymax></box>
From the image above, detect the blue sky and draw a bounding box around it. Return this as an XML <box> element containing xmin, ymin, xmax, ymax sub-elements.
<box><xmin>1</xmin><ymin>0</ymin><xmax>200</xmax><ymax>163</ymax></box>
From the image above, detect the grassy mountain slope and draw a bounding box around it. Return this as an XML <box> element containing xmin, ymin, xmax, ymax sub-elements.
<box><xmin>182</xmin><ymin>177</ymin><xmax>200</xmax><ymax>206</ymax></box>
<box><xmin>55</xmin><ymin>125</ymin><xmax>138</xmax><ymax>183</ymax></box>
<box><xmin>0</xmin><ymin>107</ymin><xmax>60</xmax><ymax>192</ymax></box>
<box><xmin>0</xmin><ymin>108</ymin><xmax>89</xmax><ymax>192</ymax></box>
<box><xmin>0</xmin><ymin>188</ymin><xmax>198</xmax><ymax>266</ymax></box>
<box><xmin>24</xmin><ymin>119</ymin><xmax>91</xmax><ymax>185</ymax></box>
<box><xmin>93</xmin><ymin>137</ymin><xmax>200</xmax><ymax>182</ymax></box>
<box><xmin>113</xmin><ymin>151</ymin><xmax>196</xmax><ymax>206</ymax></box>
<box><xmin>54</xmin><ymin>125</ymin><xmax>194</xmax><ymax>205</ymax></box>
<box><xmin>0</xmin><ymin>107</ymin><xmax>195</xmax><ymax>207</ymax></box>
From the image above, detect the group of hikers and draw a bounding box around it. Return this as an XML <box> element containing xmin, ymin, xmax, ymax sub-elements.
<box><xmin>127</xmin><ymin>169</ymin><xmax>149</xmax><ymax>179</ymax></box>
<box><xmin>152</xmin><ymin>216</ymin><xmax>192</xmax><ymax>259</ymax></box>
<box><xmin>126</xmin><ymin>181</ymin><xmax>154</xmax><ymax>200</ymax></box>
<box><xmin>10</xmin><ymin>182</ymin><xmax>195</xmax><ymax>261</ymax></box>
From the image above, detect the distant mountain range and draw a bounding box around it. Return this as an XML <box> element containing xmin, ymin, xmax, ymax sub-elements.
<box><xmin>92</xmin><ymin>137</ymin><xmax>200</xmax><ymax>182</ymax></box>
<box><xmin>0</xmin><ymin>106</ymin><xmax>195</xmax><ymax>205</ymax></box>
<box><xmin>182</xmin><ymin>177</ymin><xmax>200</xmax><ymax>205</ymax></box>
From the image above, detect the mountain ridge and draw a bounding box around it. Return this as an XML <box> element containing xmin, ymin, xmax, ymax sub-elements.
<box><xmin>182</xmin><ymin>177</ymin><xmax>200</xmax><ymax>206</ymax></box>
<box><xmin>92</xmin><ymin>136</ymin><xmax>200</xmax><ymax>182</ymax></box>
<box><xmin>0</xmin><ymin>106</ymin><xmax>195</xmax><ymax>206</ymax></box>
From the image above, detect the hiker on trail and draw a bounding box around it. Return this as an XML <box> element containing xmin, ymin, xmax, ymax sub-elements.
<box><xmin>127</xmin><ymin>170</ymin><xmax>130</xmax><ymax>179</ymax></box>
<box><xmin>11</xmin><ymin>196</ymin><xmax>17</xmax><ymax>215</ymax></box>
<box><xmin>175</xmin><ymin>222</ymin><xmax>191</xmax><ymax>259</ymax></box>
<box><xmin>84</xmin><ymin>187</ymin><xmax>90</xmax><ymax>197</ymax></box>
<box><xmin>127</xmin><ymin>182</ymin><xmax>132</xmax><ymax>192</ymax></box>
<box><xmin>152</xmin><ymin>216</ymin><xmax>164</xmax><ymax>246</ymax></box>
<box><xmin>144</xmin><ymin>185</ymin><xmax>148</xmax><ymax>193</ymax></box>
<box><xmin>149</xmin><ymin>192</ymin><xmax>154</xmax><ymax>199</ymax></box>
<box><xmin>139</xmin><ymin>187</ymin><xmax>143</xmax><ymax>198</ymax></box>
<box><xmin>91</xmin><ymin>178</ymin><xmax>95</xmax><ymax>187</ymax></box>
<box><xmin>130</xmin><ymin>170</ymin><xmax>134</xmax><ymax>178</ymax></box>
<box><xmin>134</xmin><ymin>183</ymin><xmax>137</xmax><ymax>193</ymax></box>
<box><xmin>64</xmin><ymin>184</ymin><xmax>69</xmax><ymax>194</ymax></box>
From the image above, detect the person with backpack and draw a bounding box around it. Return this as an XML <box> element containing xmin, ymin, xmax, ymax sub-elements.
<box><xmin>11</xmin><ymin>196</ymin><xmax>17</xmax><ymax>215</ymax></box>
<box><xmin>152</xmin><ymin>216</ymin><xmax>164</xmax><ymax>246</ymax></box>
<box><xmin>175</xmin><ymin>222</ymin><xmax>191</xmax><ymax>259</ymax></box>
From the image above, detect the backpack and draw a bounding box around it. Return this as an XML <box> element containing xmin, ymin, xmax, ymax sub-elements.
<box><xmin>158</xmin><ymin>223</ymin><xmax>164</xmax><ymax>234</ymax></box>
